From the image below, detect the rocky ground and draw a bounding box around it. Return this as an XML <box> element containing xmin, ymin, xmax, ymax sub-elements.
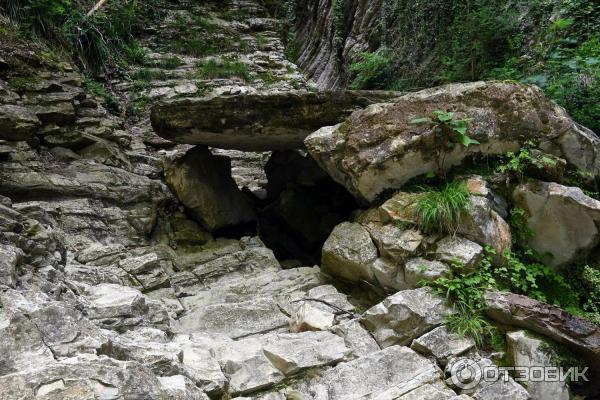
<box><xmin>1</xmin><ymin>1</ymin><xmax>600</xmax><ymax>399</ymax></box>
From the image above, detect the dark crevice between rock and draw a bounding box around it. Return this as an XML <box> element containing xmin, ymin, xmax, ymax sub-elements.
<box><xmin>254</xmin><ymin>150</ymin><xmax>360</xmax><ymax>265</ymax></box>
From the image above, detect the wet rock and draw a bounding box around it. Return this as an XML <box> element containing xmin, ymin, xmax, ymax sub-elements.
<box><xmin>362</xmin><ymin>288</ymin><xmax>453</xmax><ymax>347</ymax></box>
<box><xmin>506</xmin><ymin>330</ymin><xmax>570</xmax><ymax>400</ymax></box>
<box><xmin>150</xmin><ymin>90</ymin><xmax>398</xmax><ymax>151</ymax></box>
<box><xmin>513</xmin><ymin>180</ymin><xmax>600</xmax><ymax>267</ymax></box>
<box><xmin>165</xmin><ymin>146</ymin><xmax>256</xmax><ymax>232</ymax></box>
<box><xmin>305</xmin><ymin>82</ymin><xmax>600</xmax><ymax>203</ymax></box>
<box><xmin>321</xmin><ymin>222</ymin><xmax>378</xmax><ymax>282</ymax></box>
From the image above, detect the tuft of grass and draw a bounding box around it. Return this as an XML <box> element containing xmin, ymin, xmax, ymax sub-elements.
<box><xmin>415</xmin><ymin>181</ymin><xmax>470</xmax><ymax>234</ymax></box>
<box><xmin>445</xmin><ymin>304</ymin><xmax>494</xmax><ymax>348</ymax></box>
<box><xmin>159</xmin><ymin>56</ymin><xmax>184</xmax><ymax>69</ymax></box>
<box><xmin>196</xmin><ymin>59</ymin><xmax>251</xmax><ymax>81</ymax></box>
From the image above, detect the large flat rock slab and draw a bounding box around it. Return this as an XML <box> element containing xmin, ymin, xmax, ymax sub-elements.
<box><xmin>150</xmin><ymin>90</ymin><xmax>399</xmax><ymax>151</ymax></box>
<box><xmin>305</xmin><ymin>81</ymin><xmax>600</xmax><ymax>203</ymax></box>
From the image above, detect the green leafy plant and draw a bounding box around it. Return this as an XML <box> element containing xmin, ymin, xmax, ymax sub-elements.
<box><xmin>415</xmin><ymin>181</ymin><xmax>470</xmax><ymax>234</ymax></box>
<box><xmin>411</xmin><ymin>110</ymin><xmax>479</xmax><ymax>148</ymax></box>
<box><xmin>508</xmin><ymin>208</ymin><xmax>533</xmax><ymax>244</ymax></box>
<box><xmin>425</xmin><ymin>258</ymin><xmax>496</xmax><ymax>348</ymax></box>
<box><xmin>409</xmin><ymin>110</ymin><xmax>479</xmax><ymax>177</ymax></box>
<box><xmin>349</xmin><ymin>49</ymin><xmax>396</xmax><ymax>90</ymax></box>
<box><xmin>581</xmin><ymin>265</ymin><xmax>600</xmax><ymax>314</ymax></box>
<box><xmin>497</xmin><ymin>141</ymin><xmax>562</xmax><ymax>182</ymax></box>
<box><xmin>3</xmin><ymin>0</ymin><xmax>160</xmax><ymax>74</ymax></box>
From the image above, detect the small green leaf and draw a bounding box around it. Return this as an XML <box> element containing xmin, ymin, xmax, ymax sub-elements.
<box><xmin>433</xmin><ymin>110</ymin><xmax>453</xmax><ymax>122</ymax></box>
<box><xmin>458</xmin><ymin>134</ymin><xmax>480</xmax><ymax>147</ymax></box>
<box><xmin>453</xmin><ymin>126</ymin><xmax>468</xmax><ymax>135</ymax></box>
<box><xmin>410</xmin><ymin>117</ymin><xmax>433</xmax><ymax>125</ymax></box>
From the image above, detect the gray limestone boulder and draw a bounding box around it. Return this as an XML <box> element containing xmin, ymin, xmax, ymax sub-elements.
<box><xmin>411</xmin><ymin>326</ymin><xmax>475</xmax><ymax>366</ymax></box>
<box><xmin>435</xmin><ymin>236</ymin><xmax>483</xmax><ymax>270</ymax></box>
<box><xmin>165</xmin><ymin>146</ymin><xmax>256</xmax><ymax>232</ymax></box>
<box><xmin>506</xmin><ymin>330</ymin><xmax>570</xmax><ymax>400</ymax></box>
<box><xmin>295</xmin><ymin>345</ymin><xmax>443</xmax><ymax>399</ymax></box>
<box><xmin>405</xmin><ymin>258</ymin><xmax>450</xmax><ymax>288</ymax></box>
<box><xmin>305</xmin><ymin>82</ymin><xmax>600</xmax><ymax>203</ymax></box>
<box><xmin>513</xmin><ymin>180</ymin><xmax>600</xmax><ymax>267</ymax></box>
<box><xmin>362</xmin><ymin>288</ymin><xmax>453</xmax><ymax>347</ymax></box>
<box><xmin>150</xmin><ymin>90</ymin><xmax>398</xmax><ymax>151</ymax></box>
<box><xmin>321</xmin><ymin>221</ymin><xmax>378</xmax><ymax>282</ymax></box>
<box><xmin>0</xmin><ymin>104</ymin><xmax>41</xmax><ymax>141</ymax></box>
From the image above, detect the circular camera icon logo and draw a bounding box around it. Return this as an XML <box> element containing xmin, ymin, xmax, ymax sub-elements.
<box><xmin>446</xmin><ymin>358</ymin><xmax>482</xmax><ymax>390</ymax></box>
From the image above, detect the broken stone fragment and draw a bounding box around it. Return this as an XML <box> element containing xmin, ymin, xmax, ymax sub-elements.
<box><xmin>321</xmin><ymin>221</ymin><xmax>378</xmax><ymax>282</ymax></box>
<box><xmin>362</xmin><ymin>287</ymin><xmax>452</xmax><ymax>347</ymax></box>
<box><xmin>290</xmin><ymin>302</ymin><xmax>335</xmax><ymax>332</ymax></box>
<box><xmin>411</xmin><ymin>326</ymin><xmax>475</xmax><ymax>366</ymax></box>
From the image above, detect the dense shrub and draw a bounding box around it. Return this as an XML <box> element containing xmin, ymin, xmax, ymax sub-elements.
<box><xmin>1</xmin><ymin>0</ymin><xmax>160</xmax><ymax>73</ymax></box>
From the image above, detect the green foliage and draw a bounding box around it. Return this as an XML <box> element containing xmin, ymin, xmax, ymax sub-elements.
<box><xmin>84</xmin><ymin>77</ymin><xmax>119</xmax><ymax>114</ymax></box>
<box><xmin>333</xmin><ymin>0</ymin><xmax>350</xmax><ymax>58</ymax></box>
<box><xmin>495</xmin><ymin>250</ymin><xmax>577</xmax><ymax>308</ymax></box>
<box><xmin>196</xmin><ymin>59</ymin><xmax>251</xmax><ymax>81</ymax></box>
<box><xmin>410</xmin><ymin>110</ymin><xmax>479</xmax><ymax>148</ymax></box>
<box><xmin>415</xmin><ymin>181</ymin><xmax>470</xmax><ymax>234</ymax></box>
<box><xmin>507</xmin><ymin>208</ymin><xmax>533</xmax><ymax>244</ymax></box>
<box><xmin>349</xmin><ymin>50</ymin><xmax>396</xmax><ymax>90</ymax></box>
<box><xmin>426</xmin><ymin>258</ymin><xmax>496</xmax><ymax>348</ymax></box>
<box><xmin>445</xmin><ymin>307</ymin><xmax>494</xmax><ymax>348</ymax></box>
<box><xmin>409</xmin><ymin>110</ymin><xmax>479</xmax><ymax>176</ymax></box>
<box><xmin>2</xmin><ymin>0</ymin><xmax>159</xmax><ymax>74</ymax></box>
<box><xmin>8</xmin><ymin>75</ymin><xmax>42</xmax><ymax>92</ymax></box>
<box><xmin>352</xmin><ymin>0</ymin><xmax>599</xmax><ymax>132</ymax></box>
<box><xmin>580</xmin><ymin>266</ymin><xmax>600</xmax><ymax>314</ymax></box>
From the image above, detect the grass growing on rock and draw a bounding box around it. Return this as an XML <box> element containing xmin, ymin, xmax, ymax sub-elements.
<box><xmin>196</xmin><ymin>59</ymin><xmax>251</xmax><ymax>81</ymax></box>
<box><xmin>415</xmin><ymin>181</ymin><xmax>470</xmax><ymax>234</ymax></box>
